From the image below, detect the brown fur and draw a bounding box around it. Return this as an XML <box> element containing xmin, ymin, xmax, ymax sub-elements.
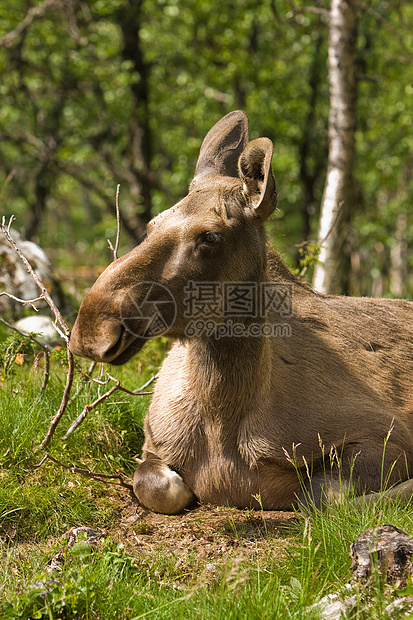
<box><xmin>70</xmin><ymin>111</ymin><xmax>413</xmax><ymax>512</ymax></box>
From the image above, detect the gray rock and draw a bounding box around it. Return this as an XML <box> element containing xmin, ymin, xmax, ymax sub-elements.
<box><xmin>0</xmin><ymin>229</ymin><xmax>64</xmax><ymax>317</ymax></box>
<box><xmin>309</xmin><ymin>585</ymin><xmax>357</xmax><ymax>620</ymax></box>
<box><xmin>350</xmin><ymin>524</ymin><xmax>413</xmax><ymax>587</ymax></box>
<box><xmin>385</xmin><ymin>596</ymin><xmax>413</xmax><ymax>618</ymax></box>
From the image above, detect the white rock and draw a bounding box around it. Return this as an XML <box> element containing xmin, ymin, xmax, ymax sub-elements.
<box><xmin>0</xmin><ymin>229</ymin><xmax>54</xmax><ymax>316</ymax></box>
<box><xmin>309</xmin><ymin>585</ymin><xmax>357</xmax><ymax>620</ymax></box>
<box><xmin>14</xmin><ymin>315</ymin><xmax>63</xmax><ymax>345</ymax></box>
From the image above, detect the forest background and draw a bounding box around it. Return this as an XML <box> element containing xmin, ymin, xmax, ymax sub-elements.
<box><xmin>0</xmin><ymin>0</ymin><xmax>412</xmax><ymax>299</ymax></box>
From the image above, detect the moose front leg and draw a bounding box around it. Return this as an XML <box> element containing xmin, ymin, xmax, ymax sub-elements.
<box><xmin>133</xmin><ymin>452</ymin><xmax>196</xmax><ymax>515</ymax></box>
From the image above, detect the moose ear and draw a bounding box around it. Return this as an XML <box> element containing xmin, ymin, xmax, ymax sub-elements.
<box><xmin>193</xmin><ymin>110</ymin><xmax>250</xmax><ymax>180</ymax></box>
<box><xmin>238</xmin><ymin>137</ymin><xmax>277</xmax><ymax>222</ymax></box>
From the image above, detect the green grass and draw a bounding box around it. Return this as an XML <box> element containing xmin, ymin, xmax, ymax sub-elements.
<box><xmin>1</xmin><ymin>326</ymin><xmax>413</xmax><ymax>618</ymax></box>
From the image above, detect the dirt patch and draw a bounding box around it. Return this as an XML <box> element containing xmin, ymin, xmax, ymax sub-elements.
<box><xmin>116</xmin><ymin>491</ymin><xmax>298</xmax><ymax>574</ymax></box>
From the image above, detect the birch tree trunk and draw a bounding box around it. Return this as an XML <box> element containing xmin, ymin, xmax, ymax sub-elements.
<box><xmin>313</xmin><ymin>0</ymin><xmax>358</xmax><ymax>294</ymax></box>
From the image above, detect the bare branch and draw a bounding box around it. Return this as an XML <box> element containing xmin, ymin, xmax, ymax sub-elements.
<box><xmin>287</xmin><ymin>1</ymin><xmax>329</xmax><ymax>18</ymax></box>
<box><xmin>0</xmin><ymin>216</ymin><xmax>70</xmax><ymax>340</ymax></box>
<box><xmin>118</xmin><ymin>385</ymin><xmax>154</xmax><ymax>398</ymax></box>
<box><xmin>63</xmin><ymin>381</ymin><xmax>120</xmax><ymax>439</ymax></box>
<box><xmin>0</xmin><ymin>291</ymin><xmax>42</xmax><ymax>311</ymax></box>
<box><xmin>108</xmin><ymin>184</ymin><xmax>121</xmax><ymax>261</ymax></box>
<box><xmin>34</xmin><ymin>452</ymin><xmax>134</xmax><ymax>491</ymax></box>
<box><xmin>67</xmin><ymin>361</ymin><xmax>97</xmax><ymax>407</ymax></box>
<box><xmin>63</xmin><ymin>368</ymin><xmax>157</xmax><ymax>437</ymax></box>
<box><xmin>0</xmin><ymin>214</ymin><xmax>76</xmax><ymax>449</ymax></box>
<box><xmin>106</xmin><ymin>372</ymin><xmax>159</xmax><ymax>394</ymax></box>
<box><xmin>0</xmin><ymin>215</ymin><xmax>154</xmax><ymax>452</ymax></box>
<box><xmin>5</xmin><ymin>215</ymin><xmax>14</xmax><ymax>233</ymax></box>
<box><xmin>38</xmin><ymin>349</ymin><xmax>75</xmax><ymax>450</ymax></box>
<box><xmin>0</xmin><ymin>0</ymin><xmax>58</xmax><ymax>48</ymax></box>
<box><xmin>35</xmin><ymin>350</ymin><xmax>50</xmax><ymax>396</ymax></box>
<box><xmin>63</xmin><ymin>376</ymin><xmax>153</xmax><ymax>440</ymax></box>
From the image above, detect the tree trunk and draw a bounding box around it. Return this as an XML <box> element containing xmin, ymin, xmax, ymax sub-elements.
<box><xmin>117</xmin><ymin>0</ymin><xmax>153</xmax><ymax>223</ymax></box>
<box><xmin>390</xmin><ymin>212</ymin><xmax>407</xmax><ymax>297</ymax></box>
<box><xmin>312</xmin><ymin>0</ymin><xmax>358</xmax><ymax>294</ymax></box>
<box><xmin>298</xmin><ymin>30</ymin><xmax>325</xmax><ymax>245</ymax></box>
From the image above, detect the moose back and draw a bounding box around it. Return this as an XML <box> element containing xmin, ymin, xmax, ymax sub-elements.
<box><xmin>70</xmin><ymin>111</ymin><xmax>413</xmax><ymax>514</ymax></box>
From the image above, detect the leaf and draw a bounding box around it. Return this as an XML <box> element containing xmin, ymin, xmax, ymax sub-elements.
<box><xmin>290</xmin><ymin>577</ymin><xmax>302</xmax><ymax>597</ymax></box>
<box><xmin>14</xmin><ymin>353</ymin><xmax>24</xmax><ymax>366</ymax></box>
<box><xmin>70</xmin><ymin>541</ymin><xmax>93</xmax><ymax>558</ymax></box>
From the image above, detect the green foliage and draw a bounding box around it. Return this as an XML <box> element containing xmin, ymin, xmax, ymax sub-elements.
<box><xmin>1</xmin><ymin>335</ymin><xmax>413</xmax><ymax>617</ymax></box>
<box><xmin>0</xmin><ymin>539</ymin><xmax>142</xmax><ymax>619</ymax></box>
<box><xmin>0</xmin><ymin>325</ymin><xmax>160</xmax><ymax>539</ymax></box>
<box><xmin>292</xmin><ymin>242</ymin><xmax>321</xmax><ymax>278</ymax></box>
<box><xmin>0</xmin><ymin>331</ymin><xmax>39</xmax><ymax>378</ymax></box>
<box><xmin>0</xmin><ymin>0</ymin><xmax>411</xmax><ymax>293</ymax></box>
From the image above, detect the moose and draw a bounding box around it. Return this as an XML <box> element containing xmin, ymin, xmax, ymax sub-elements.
<box><xmin>70</xmin><ymin>110</ymin><xmax>413</xmax><ymax>514</ymax></box>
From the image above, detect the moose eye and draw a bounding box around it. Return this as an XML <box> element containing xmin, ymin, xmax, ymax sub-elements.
<box><xmin>201</xmin><ymin>232</ymin><xmax>222</xmax><ymax>246</ymax></box>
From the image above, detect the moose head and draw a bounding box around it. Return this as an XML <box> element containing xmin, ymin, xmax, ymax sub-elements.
<box><xmin>70</xmin><ymin>111</ymin><xmax>277</xmax><ymax>365</ymax></box>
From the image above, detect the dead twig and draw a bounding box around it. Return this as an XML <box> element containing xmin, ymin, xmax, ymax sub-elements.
<box><xmin>64</xmin><ymin>381</ymin><xmax>122</xmax><ymax>439</ymax></box>
<box><xmin>0</xmin><ymin>216</ymin><xmax>75</xmax><ymax>449</ymax></box>
<box><xmin>66</xmin><ymin>361</ymin><xmax>97</xmax><ymax>407</ymax></box>
<box><xmin>63</xmin><ymin>374</ymin><xmax>155</xmax><ymax>440</ymax></box>
<box><xmin>0</xmin><ymin>291</ymin><xmax>43</xmax><ymax>311</ymax></box>
<box><xmin>33</xmin><ymin>452</ymin><xmax>134</xmax><ymax>491</ymax></box>
<box><xmin>1</xmin><ymin>212</ymin><xmax>154</xmax><ymax>451</ymax></box>
<box><xmin>107</xmin><ymin>184</ymin><xmax>121</xmax><ymax>261</ymax></box>
<box><xmin>107</xmin><ymin>372</ymin><xmax>159</xmax><ymax>394</ymax></box>
<box><xmin>39</xmin><ymin>351</ymin><xmax>75</xmax><ymax>450</ymax></box>
<box><xmin>0</xmin><ymin>216</ymin><xmax>69</xmax><ymax>340</ymax></box>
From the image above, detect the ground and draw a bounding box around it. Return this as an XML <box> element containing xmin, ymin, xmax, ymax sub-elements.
<box><xmin>117</xmin><ymin>489</ymin><xmax>297</xmax><ymax>577</ymax></box>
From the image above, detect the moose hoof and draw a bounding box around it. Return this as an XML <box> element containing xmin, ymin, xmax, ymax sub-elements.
<box><xmin>133</xmin><ymin>456</ymin><xmax>196</xmax><ymax>515</ymax></box>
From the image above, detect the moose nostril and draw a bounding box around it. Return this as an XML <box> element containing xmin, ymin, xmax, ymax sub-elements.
<box><xmin>69</xmin><ymin>316</ymin><xmax>126</xmax><ymax>363</ymax></box>
<box><xmin>100</xmin><ymin>327</ymin><xmax>125</xmax><ymax>362</ymax></box>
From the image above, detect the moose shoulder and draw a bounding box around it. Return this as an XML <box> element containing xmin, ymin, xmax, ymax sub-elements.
<box><xmin>70</xmin><ymin>111</ymin><xmax>413</xmax><ymax>514</ymax></box>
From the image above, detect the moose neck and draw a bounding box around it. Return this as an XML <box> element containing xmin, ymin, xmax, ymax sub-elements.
<box><xmin>181</xmin><ymin>255</ymin><xmax>276</xmax><ymax>419</ymax></box>
<box><xmin>184</xmin><ymin>324</ymin><xmax>271</xmax><ymax>419</ymax></box>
